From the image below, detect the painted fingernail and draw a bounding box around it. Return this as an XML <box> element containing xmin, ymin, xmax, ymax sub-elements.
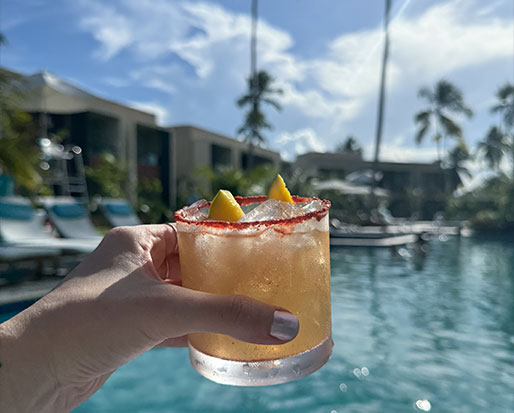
<box><xmin>270</xmin><ymin>311</ymin><xmax>299</xmax><ymax>341</ymax></box>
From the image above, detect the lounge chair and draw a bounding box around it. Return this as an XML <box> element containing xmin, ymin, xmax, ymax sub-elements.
<box><xmin>0</xmin><ymin>243</ymin><xmax>61</xmax><ymax>285</ymax></box>
<box><xmin>99</xmin><ymin>198</ymin><xmax>141</xmax><ymax>227</ymax></box>
<box><xmin>0</xmin><ymin>196</ymin><xmax>100</xmax><ymax>253</ymax></box>
<box><xmin>0</xmin><ymin>244</ymin><xmax>60</xmax><ymax>263</ymax></box>
<box><xmin>39</xmin><ymin>197</ymin><xmax>103</xmax><ymax>241</ymax></box>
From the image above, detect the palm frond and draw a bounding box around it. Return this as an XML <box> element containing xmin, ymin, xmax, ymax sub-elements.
<box><xmin>414</xmin><ymin>110</ymin><xmax>431</xmax><ymax>124</ymax></box>
<box><xmin>237</xmin><ymin>95</ymin><xmax>252</xmax><ymax>107</ymax></box>
<box><xmin>456</xmin><ymin>166</ymin><xmax>472</xmax><ymax>178</ymax></box>
<box><xmin>415</xmin><ymin>122</ymin><xmax>430</xmax><ymax>144</ymax></box>
<box><xmin>490</xmin><ymin>103</ymin><xmax>504</xmax><ymax>114</ymax></box>
<box><xmin>262</xmin><ymin>98</ymin><xmax>282</xmax><ymax>111</ymax></box>
<box><xmin>432</xmin><ymin>133</ymin><xmax>442</xmax><ymax>143</ymax></box>
<box><xmin>496</xmin><ymin>83</ymin><xmax>514</xmax><ymax>101</ymax></box>
<box><xmin>478</xmin><ymin>126</ymin><xmax>508</xmax><ymax>169</ymax></box>
<box><xmin>236</xmin><ymin>69</ymin><xmax>282</xmax><ymax>148</ymax></box>
<box><xmin>435</xmin><ymin>80</ymin><xmax>473</xmax><ymax>117</ymax></box>
<box><xmin>439</xmin><ymin>113</ymin><xmax>462</xmax><ymax>137</ymax></box>
<box><xmin>417</xmin><ymin>87</ymin><xmax>433</xmax><ymax>102</ymax></box>
<box><xmin>491</xmin><ymin>83</ymin><xmax>514</xmax><ymax>129</ymax></box>
<box><xmin>504</xmin><ymin>106</ymin><xmax>514</xmax><ymax>129</ymax></box>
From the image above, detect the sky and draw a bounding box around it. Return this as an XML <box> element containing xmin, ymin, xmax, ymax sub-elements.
<box><xmin>1</xmin><ymin>0</ymin><xmax>513</xmax><ymax>185</ymax></box>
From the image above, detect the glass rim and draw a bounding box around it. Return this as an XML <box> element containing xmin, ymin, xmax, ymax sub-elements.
<box><xmin>174</xmin><ymin>195</ymin><xmax>331</xmax><ymax>229</ymax></box>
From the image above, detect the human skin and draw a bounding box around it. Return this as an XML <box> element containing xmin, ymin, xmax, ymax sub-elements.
<box><xmin>0</xmin><ymin>224</ymin><xmax>299</xmax><ymax>412</ymax></box>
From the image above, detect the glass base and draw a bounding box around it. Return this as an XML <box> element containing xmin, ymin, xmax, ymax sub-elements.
<box><xmin>188</xmin><ymin>337</ymin><xmax>332</xmax><ymax>386</ymax></box>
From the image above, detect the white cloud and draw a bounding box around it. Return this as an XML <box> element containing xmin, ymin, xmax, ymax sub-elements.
<box><xmin>273</xmin><ymin>129</ymin><xmax>327</xmax><ymax>161</ymax></box>
<box><xmin>370</xmin><ymin>144</ymin><xmax>440</xmax><ymax>164</ymax></box>
<box><xmin>79</xmin><ymin>2</ymin><xmax>134</xmax><ymax>61</ymax></box>
<box><xmin>387</xmin><ymin>1</ymin><xmax>513</xmax><ymax>82</ymax></box>
<box><xmin>144</xmin><ymin>79</ymin><xmax>176</xmax><ymax>95</ymax></box>
<box><xmin>76</xmin><ymin>0</ymin><xmax>513</xmax><ymax>164</ymax></box>
<box><xmin>296</xmin><ymin>0</ymin><xmax>513</xmax><ymax>128</ymax></box>
<box><xmin>128</xmin><ymin>101</ymin><xmax>170</xmax><ymax>125</ymax></box>
<box><xmin>102</xmin><ymin>76</ymin><xmax>130</xmax><ymax>88</ymax></box>
<box><xmin>475</xmin><ymin>0</ymin><xmax>505</xmax><ymax>17</ymax></box>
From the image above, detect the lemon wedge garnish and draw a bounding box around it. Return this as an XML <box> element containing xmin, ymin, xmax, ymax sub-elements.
<box><xmin>208</xmin><ymin>189</ymin><xmax>245</xmax><ymax>222</ymax></box>
<box><xmin>267</xmin><ymin>174</ymin><xmax>294</xmax><ymax>204</ymax></box>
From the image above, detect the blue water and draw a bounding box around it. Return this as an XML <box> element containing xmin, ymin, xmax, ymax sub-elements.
<box><xmin>2</xmin><ymin>237</ymin><xmax>514</xmax><ymax>412</ymax></box>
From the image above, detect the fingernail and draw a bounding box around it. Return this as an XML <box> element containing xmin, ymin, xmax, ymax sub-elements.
<box><xmin>270</xmin><ymin>311</ymin><xmax>299</xmax><ymax>341</ymax></box>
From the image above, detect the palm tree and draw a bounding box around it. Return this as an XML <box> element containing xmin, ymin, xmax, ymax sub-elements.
<box><xmin>236</xmin><ymin>0</ymin><xmax>282</xmax><ymax>169</ymax></box>
<box><xmin>335</xmin><ymin>135</ymin><xmax>363</xmax><ymax>156</ymax></box>
<box><xmin>447</xmin><ymin>142</ymin><xmax>472</xmax><ymax>178</ymax></box>
<box><xmin>491</xmin><ymin>83</ymin><xmax>514</xmax><ymax>177</ymax></box>
<box><xmin>414</xmin><ymin>80</ymin><xmax>473</xmax><ymax>163</ymax></box>
<box><xmin>236</xmin><ymin>70</ymin><xmax>282</xmax><ymax>166</ymax></box>
<box><xmin>492</xmin><ymin>83</ymin><xmax>514</xmax><ymax>130</ymax></box>
<box><xmin>478</xmin><ymin>126</ymin><xmax>508</xmax><ymax>170</ymax></box>
<box><xmin>250</xmin><ymin>0</ymin><xmax>258</xmax><ymax>82</ymax></box>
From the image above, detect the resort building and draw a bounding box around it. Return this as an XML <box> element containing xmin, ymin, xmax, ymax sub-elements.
<box><xmin>2</xmin><ymin>67</ymin><xmax>281</xmax><ymax>209</ymax></box>
<box><xmin>3</xmin><ymin>68</ymin><xmax>174</xmax><ymax>206</ymax></box>
<box><xmin>3</xmin><ymin>67</ymin><xmax>460</xmax><ymax>219</ymax></box>
<box><xmin>169</xmin><ymin>125</ymin><xmax>281</xmax><ymax>203</ymax></box>
<box><xmin>295</xmin><ymin>152</ymin><xmax>461</xmax><ymax>219</ymax></box>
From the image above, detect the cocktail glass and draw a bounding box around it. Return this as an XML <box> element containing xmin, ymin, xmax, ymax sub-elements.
<box><xmin>174</xmin><ymin>196</ymin><xmax>331</xmax><ymax>386</ymax></box>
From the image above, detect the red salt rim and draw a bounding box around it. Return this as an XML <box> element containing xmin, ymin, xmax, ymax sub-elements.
<box><xmin>174</xmin><ymin>195</ymin><xmax>331</xmax><ymax>230</ymax></box>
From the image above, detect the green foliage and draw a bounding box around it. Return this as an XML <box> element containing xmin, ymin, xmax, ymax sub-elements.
<box><xmin>446</xmin><ymin>175</ymin><xmax>514</xmax><ymax>232</ymax></box>
<box><xmin>334</xmin><ymin>136</ymin><xmax>363</xmax><ymax>156</ymax></box>
<box><xmin>491</xmin><ymin>82</ymin><xmax>514</xmax><ymax>131</ymax></box>
<box><xmin>489</xmin><ymin>83</ymin><xmax>514</xmax><ymax>178</ymax></box>
<box><xmin>477</xmin><ymin>126</ymin><xmax>509</xmax><ymax>170</ymax></box>
<box><xmin>415</xmin><ymin>80</ymin><xmax>473</xmax><ymax>161</ymax></box>
<box><xmin>314</xmin><ymin>189</ymin><xmax>370</xmax><ymax>224</ymax></box>
<box><xmin>193</xmin><ymin>165</ymin><xmax>279</xmax><ymax>200</ymax></box>
<box><xmin>282</xmin><ymin>169</ymin><xmax>313</xmax><ymax>198</ymax></box>
<box><xmin>237</xmin><ymin>70</ymin><xmax>282</xmax><ymax>148</ymax></box>
<box><xmin>0</xmin><ymin>67</ymin><xmax>41</xmax><ymax>190</ymax></box>
<box><xmin>447</xmin><ymin>142</ymin><xmax>472</xmax><ymax>178</ymax></box>
<box><xmin>84</xmin><ymin>153</ymin><xmax>127</xmax><ymax>198</ymax></box>
<box><xmin>137</xmin><ymin>178</ymin><xmax>172</xmax><ymax>224</ymax></box>
<box><xmin>470</xmin><ymin>210</ymin><xmax>505</xmax><ymax>231</ymax></box>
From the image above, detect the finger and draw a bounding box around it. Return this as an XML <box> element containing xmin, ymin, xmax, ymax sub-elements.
<box><xmin>137</xmin><ymin>224</ymin><xmax>179</xmax><ymax>279</ymax></box>
<box><xmin>155</xmin><ymin>287</ymin><xmax>300</xmax><ymax>346</ymax></box>
<box><xmin>146</xmin><ymin>223</ymin><xmax>179</xmax><ymax>256</ymax></box>
<box><xmin>162</xmin><ymin>252</ymin><xmax>181</xmax><ymax>283</ymax></box>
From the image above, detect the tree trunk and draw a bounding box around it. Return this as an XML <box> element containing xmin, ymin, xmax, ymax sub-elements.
<box><xmin>251</xmin><ymin>0</ymin><xmax>258</xmax><ymax>79</ymax></box>
<box><xmin>511</xmin><ymin>133</ymin><xmax>514</xmax><ymax>179</ymax></box>
<box><xmin>371</xmin><ymin>0</ymin><xmax>391</xmax><ymax>207</ymax></box>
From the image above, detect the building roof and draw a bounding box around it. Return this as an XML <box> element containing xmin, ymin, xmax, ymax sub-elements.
<box><xmin>296</xmin><ymin>151</ymin><xmax>446</xmax><ymax>172</ymax></box>
<box><xmin>169</xmin><ymin>124</ymin><xmax>281</xmax><ymax>158</ymax></box>
<box><xmin>2</xmin><ymin>66</ymin><xmax>156</xmax><ymax>122</ymax></box>
<box><xmin>296</xmin><ymin>151</ymin><xmax>462</xmax><ymax>189</ymax></box>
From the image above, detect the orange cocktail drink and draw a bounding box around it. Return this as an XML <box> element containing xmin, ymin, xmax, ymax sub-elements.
<box><xmin>175</xmin><ymin>195</ymin><xmax>331</xmax><ymax>386</ymax></box>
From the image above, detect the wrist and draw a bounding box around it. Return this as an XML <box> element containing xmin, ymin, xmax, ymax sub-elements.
<box><xmin>0</xmin><ymin>310</ymin><xmax>67</xmax><ymax>412</ymax></box>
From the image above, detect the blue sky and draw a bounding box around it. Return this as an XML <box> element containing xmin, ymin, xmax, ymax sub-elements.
<box><xmin>1</xmin><ymin>0</ymin><xmax>513</xmax><ymax>184</ymax></box>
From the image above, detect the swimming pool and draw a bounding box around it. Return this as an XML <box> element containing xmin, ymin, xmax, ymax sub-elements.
<box><xmin>3</xmin><ymin>237</ymin><xmax>513</xmax><ymax>412</ymax></box>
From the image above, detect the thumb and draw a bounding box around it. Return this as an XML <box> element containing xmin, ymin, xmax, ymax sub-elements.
<box><xmin>156</xmin><ymin>286</ymin><xmax>300</xmax><ymax>345</ymax></box>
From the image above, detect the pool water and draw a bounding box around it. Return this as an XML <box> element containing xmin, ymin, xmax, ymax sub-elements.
<box><xmin>3</xmin><ymin>237</ymin><xmax>514</xmax><ymax>412</ymax></box>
